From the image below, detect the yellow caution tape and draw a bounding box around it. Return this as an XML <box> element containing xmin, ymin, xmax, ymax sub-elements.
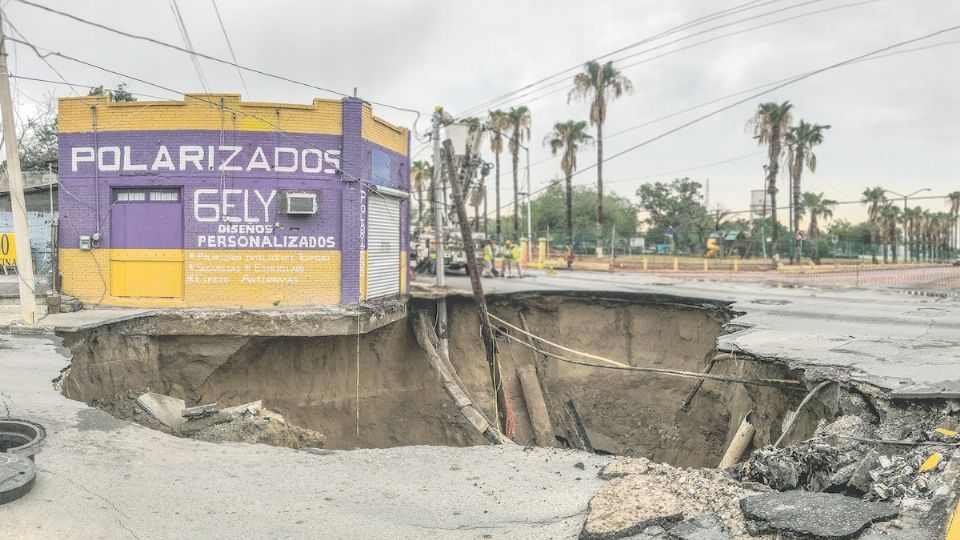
<box><xmin>935</xmin><ymin>427</ymin><xmax>959</xmax><ymax>437</ymax></box>
<box><xmin>919</xmin><ymin>452</ymin><xmax>942</xmax><ymax>473</ymax></box>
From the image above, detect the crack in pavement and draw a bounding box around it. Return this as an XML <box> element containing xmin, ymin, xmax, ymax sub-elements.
<box><xmin>40</xmin><ymin>468</ymin><xmax>141</xmax><ymax>540</ymax></box>
<box><xmin>404</xmin><ymin>510</ymin><xmax>587</xmax><ymax>531</ymax></box>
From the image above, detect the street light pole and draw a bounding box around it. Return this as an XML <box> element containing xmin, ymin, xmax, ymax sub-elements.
<box><xmin>885</xmin><ymin>188</ymin><xmax>930</xmax><ymax>263</ymax></box>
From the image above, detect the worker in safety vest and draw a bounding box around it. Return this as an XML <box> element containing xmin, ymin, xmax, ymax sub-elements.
<box><xmin>501</xmin><ymin>240</ymin><xmax>514</xmax><ymax>278</ymax></box>
<box><xmin>482</xmin><ymin>241</ymin><xmax>494</xmax><ymax>277</ymax></box>
<box><xmin>511</xmin><ymin>242</ymin><xmax>523</xmax><ymax>278</ymax></box>
<box><xmin>565</xmin><ymin>244</ymin><xmax>574</xmax><ymax>269</ymax></box>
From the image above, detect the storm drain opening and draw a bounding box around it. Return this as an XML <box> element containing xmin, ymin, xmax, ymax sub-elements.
<box><xmin>55</xmin><ymin>293</ymin><xmax>828</xmax><ymax>468</ymax></box>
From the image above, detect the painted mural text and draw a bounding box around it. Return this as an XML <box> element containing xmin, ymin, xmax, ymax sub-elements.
<box><xmin>71</xmin><ymin>145</ymin><xmax>341</xmax><ymax>175</ymax></box>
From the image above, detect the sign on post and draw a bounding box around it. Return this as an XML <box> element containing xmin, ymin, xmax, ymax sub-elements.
<box><xmin>795</xmin><ymin>230</ymin><xmax>806</xmax><ymax>241</ymax></box>
<box><xmin>0</xmin><ymin>232</ymin><xmax>15</xmax><ymax>265</ymax></box>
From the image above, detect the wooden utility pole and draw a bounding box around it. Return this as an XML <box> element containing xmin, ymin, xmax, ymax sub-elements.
<box><xmin>441</xmin><ymin>137</ymin><xmax>508</xmax><ymax>434</ymax></box>
<box><xmin>0</xmin><ymin>13</ymin><xmax>37</xmax><ymax>324</ymax></box>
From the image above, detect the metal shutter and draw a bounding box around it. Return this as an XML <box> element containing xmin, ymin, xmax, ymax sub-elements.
<box><xmin>366</xmin><ymin>193</ymin><xmax>401</xmax><ymax>299</ymax></box>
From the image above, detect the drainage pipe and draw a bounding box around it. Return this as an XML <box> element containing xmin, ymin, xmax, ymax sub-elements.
<box><xmin>773</xmin><ymin>380</ymin><xmax>834</xmax><ymax>448</ymax></box>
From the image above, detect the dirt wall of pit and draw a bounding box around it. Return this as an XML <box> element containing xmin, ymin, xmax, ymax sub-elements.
<box><xmin>59</xmin><ymin>292</ymin><xmax>817</xmax><ymax>467</ymax></box>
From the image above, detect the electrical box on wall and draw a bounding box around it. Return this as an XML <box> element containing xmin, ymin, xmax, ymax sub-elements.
<box><xmin>79</xmin><ymin>236</ymin><xmax>92</xmax><ymax>250</ymax></box>
<box><xmin>280</xmin><ymin>192</ymin><xmax>318</xmax><ymax>215</ymax></box>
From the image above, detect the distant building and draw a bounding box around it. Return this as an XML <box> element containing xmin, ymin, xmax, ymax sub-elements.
<box><xmin>57</xmin><ymin>94</ymin><xmax>410</xmax><ymax>307</ymax></box>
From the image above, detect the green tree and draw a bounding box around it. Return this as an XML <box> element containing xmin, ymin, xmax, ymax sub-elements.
<box><xmin>861</xmin><ymin>186</ymin><xmax>887</xmax><ymax>264</ymax></box>
<box><xmin>785</xmin><ymin>120</ymin><xmax>829</xmax><ymax>263</ymax></box>
<box><xmin>903</xmin><ymin>206</ymin><xmax>923</xmax><ymax>262</ymax></box>
<box><xmin>487</xmin><ymin>110</ymin><xmax>508</xmax><ymax>237</ymax></box>
<box><xmin>544</xmin><ymin>120</ymin><xmax>592</xmax><ymax>247</ymax></box>
<box><xmin>636</xmin><ymin>178</ymin><xmax>712</xmax><ymax>254</ymax></box>
<box><xmin>503</xmin><ymin>106</ymin><xmax>530</xmax><ymax>238</ymax></box>
<box><xmin>797</xmin><ymin>191</ymin><xmax>836</xmax><ymax>264</ymax></box>
<box><xmin>410</xmin><ymin>160</ymin><xmax>433</xmax><ymax>232</ymax></box>
<box><xmin>947</xmin><ymin>191</ymin><xmax>960</xmax><ymax>253</ymax></box>
<box><xmin>569</xmin><ymin>61</ymin><xmax>633</xmax><ymax>257</ymax></box>
<box><xmin>528</xmin><ymin>183</ymin><xmax>636</xmax><ymax>248</ymax></box>
<box><xmin>17</xmin><ymin>116</ymin><xmax>58</xmax><ymax>172</ymax></box>
<box><xmin>88</xmin><ymin>83</ymin><xmax>137</xmax><ymax>102</ymax></box>
<box><xmin>748</xmin><ymin>101</ymin><xmax>793</xmax><ymax>260</ymax></box>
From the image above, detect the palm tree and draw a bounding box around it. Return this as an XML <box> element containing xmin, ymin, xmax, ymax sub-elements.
<box><xmin>748</xmin><ymin>101</ymin><xmax>793</xmax><ymax>261</ymax></box>
<box><xmin>879</xmin><ymin>204</ymin><xmax>901</xmax><ymax>264</ymax></box>
<box><xmin>919</xmin><ymin>210</ymin><xmax>932</xmax><ymax>261</ymax></box>
<box><xmin>947</xmin><ymin>191</ymin><xmax>960</xmax><ymax>252</ymax></box>
<box><xmin>797</xmin><ymin>191</ymin><xmax>836</xmax><ymax>264</ymax></box>
<box><xmin>902</xmin><ymin>206</ymin><xmax>923</xmax><ymax>262</ymax></box>
<box><xmin>544</xmin><ymin>120</ymin><xmax>593</xmax><ymax>247</ymax></box>
<box><xmin>487</xmin><ymin>110</ymin><xmax>508</xmax><ymax>239</ymax></box>
<box><xmin>502</xmin><ymin>106</ymin><xmax>531</xmax><ymax>239</ymax></box>
<box><xmin>569</xmin><ymin>61</ymin><xmax>633</xmax><ymax>257</ymax></box>
<box><xmin>410</xmin><ymin>160</ymin><xmax>433</xmax><ymax>233</ymax></box>
<box><xmin>861</xmin><ymin>186</ymin><xmax>887</xmax><ymax>264</ymax></box>
<box><xmin>785</xmin><ymin>121</ymin><xmax>830</xmax><ymax>263</ymax></box>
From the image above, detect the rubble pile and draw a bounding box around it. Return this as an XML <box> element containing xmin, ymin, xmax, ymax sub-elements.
<box><xmin>733</xmin><ymin>415</ymin><xmax>958</xmax><ymax>502</ymax></box>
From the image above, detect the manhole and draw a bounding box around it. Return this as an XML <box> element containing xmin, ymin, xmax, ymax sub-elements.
<box><xmin>0</xmin><ymin>453</ymin><xmax>36</xmax><ymax>504</ymax></box>
<box><xmin>750</xmin><ymin>299</ymin><xmax>791</xmax><ymax>306</ymax></box>
<box><xmin>0</xmin><ymin>419</ymin><xmax>45</xmax><ymax>460</ymax></box>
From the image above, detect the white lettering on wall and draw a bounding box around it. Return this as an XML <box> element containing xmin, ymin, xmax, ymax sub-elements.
<box><xmin>195</xmin><ymin>189</ymin><xmax>278</xmax><ymax>224</ymax></box>
<box><xmin>72</xmin><ymin>147</ymin><xmax>94</xmax><ymax>172</ymax></box>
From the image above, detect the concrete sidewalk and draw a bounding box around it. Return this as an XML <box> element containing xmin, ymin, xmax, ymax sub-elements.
<box><xmin>0</xmin><ymin>334</ymin><xmax>609</xmax><ymax>539</ymax></box>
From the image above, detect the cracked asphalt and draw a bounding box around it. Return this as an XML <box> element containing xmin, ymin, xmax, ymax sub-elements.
<box><xmin>0</xmin><ymin>334</ymin><xmax>610</xmax><ymax>539</ymax></box>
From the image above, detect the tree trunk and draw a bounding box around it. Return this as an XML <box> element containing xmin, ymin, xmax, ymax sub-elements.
<box><xmin>512</xmin><ymin>146</ymin><xmax>520</xmax><ymax>238</ymax></box>
<box><xmin>892</xmin><ymin>234</ymin><xmax>898</xmax><ymax>264</ymax></box>
<box><xmin>416</xmin><ymin>190</ymin><xmax>424</xmax><ymax>233</ymax></box>
<box><xmin>495</xmin><ymin>150</ymin><xmax>501</xmax><ymax>239</ymax></box>
<box><xmin>596</xmin><ymin>121</ymin><xmax>604</xmax><ymax>258</ymax></box>
<box><xmin>791</xmin><ymin>150</ymin><xmax>803</xmax><ymax>264</ymax></box>
<box><xmin>870</xmin><ymin>227</ymin><xmax>878</xmax><ymax>264</ymax></box>
<box><xmin>766</xmin><ymin>135</ymin><xmax>781</xmax><ymax>260</ymax></box>
<box><xmin>810</xmin><ymin>215</ymin><xmax>819</xmax><ymax>264</ymax></box>
<box><xmin>565</xmin><ymin>169</ymin><xmax>573</xmax><ymax>248</ymax></box>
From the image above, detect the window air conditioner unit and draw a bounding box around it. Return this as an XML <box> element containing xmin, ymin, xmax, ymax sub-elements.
<box><xmin>281</xmin><ymin>192</ymin><xmax>318</xmax><ymax>215</ymax></box>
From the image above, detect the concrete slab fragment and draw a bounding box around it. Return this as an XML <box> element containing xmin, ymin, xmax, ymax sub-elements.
<box><xmin>741</xmin><ymin>490</ymin><xmax>898</xmax><ymax>538</ymax></box>
<box><xmin>135</xmin><ymin>392</ymin><xmax>186</xmax><ymax>430</ymax></box>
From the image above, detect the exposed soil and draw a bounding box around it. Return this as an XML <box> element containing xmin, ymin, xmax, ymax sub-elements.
<box><xmin>57</xmin><ymin>292</ymin><xmax>819</xmax><ymax>467</ymax></box>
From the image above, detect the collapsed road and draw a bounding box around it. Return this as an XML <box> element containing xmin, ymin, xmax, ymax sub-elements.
<box><xmin>1</xmin><ymin>273</ymin><xmax>959</xmax><ymax>538</ymax></box>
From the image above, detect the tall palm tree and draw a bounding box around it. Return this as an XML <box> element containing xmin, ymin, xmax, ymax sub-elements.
<box><xmin>902</xmin><ymin>206</ymin><xmax>923</xmax><ymax>262</ymax></box>
<box><xmin>569</xmin><ymin>61</ymin><xmax>633</xmax><ymax>257</ymax></box>
<box><xmin>919</xmin><ymin>210</ymin><xmax>932</xmax><ymax>261</ymax></box>
<box><xmin>879</xmin><ymin>204</ymin><xmax>901</xmax><ymax>264</ymax></box>
<box><xmin>503</xmin><ymin>106</ymin><xmax>531</xmax><ymax>238</ymax></box>
<box><xmin>797</xmin><ymin>191</ymin><xmax>836</xmax><ymax>264</ymax></box>
<box><xmin>861</xmin><ymin>186</ymin><xmax>887</xmax><ymax>264</ymax></box>
<box><xmin>487</xmin><ymin>110</ymin><xmax>508</xmax><ymax>239</ymax></box>
<box><xmin>785</xmin><ymin>120</ymin><xmax>830</xmax><ymax>263</ymax></box>
<box><xmin>748</xmin><ymin>101</ymin><xmax>793</xmax><ymax>260</ymax></box>
<box><xmin>947</xmin><ymin>191</ymin><xmax>960</xmax><ymax>252</ymax></box>
<box><xmin>410</xmin><ymin>160</ymin><xmax>433</xmax><ymax>233</ymax></box>
<box><xmin>544</xmin><ymin>120</ymin><xmax>593</xmax><ymax>247</ymax></box>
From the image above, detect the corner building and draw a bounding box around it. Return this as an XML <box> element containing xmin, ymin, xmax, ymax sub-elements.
<box><xmin>57</xmin><ymin>94</ymin><xmax>410</xmax><ymax>307</ymax></box>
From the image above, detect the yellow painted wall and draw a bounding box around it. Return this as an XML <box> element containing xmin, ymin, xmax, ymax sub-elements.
<box><xmin>60</xmin><ymin>248</ymin><xmax>341</xmax><ymax>307</ymax></box>
<box><xmin>361</xmin><ymin>104</ymin><xmax>408</xmax><ymax>155</ymax></box>
<box><xmin>59</xmin><ymin>94</ymin><xmax>343</xmax><ymax>135</ymax></box>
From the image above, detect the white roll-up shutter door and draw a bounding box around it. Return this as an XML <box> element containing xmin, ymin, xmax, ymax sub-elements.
<box><xmin>366</xmin><ymin>193</ymin><xmax>401</xmax><ymax>299</ymax></box>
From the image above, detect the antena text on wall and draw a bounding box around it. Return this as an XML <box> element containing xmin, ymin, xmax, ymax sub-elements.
<box><xmin>70</xmin><ymin>144</ymin><xmax>342</xmax><ymax>175</ymax></box>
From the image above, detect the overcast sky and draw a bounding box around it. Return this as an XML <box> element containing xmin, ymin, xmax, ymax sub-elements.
<box><xmin>5</xmin><ymin>0</ymin><xmax>960</xmax><ymax>223</ymax></box>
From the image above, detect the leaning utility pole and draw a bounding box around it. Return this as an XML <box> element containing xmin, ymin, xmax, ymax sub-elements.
<box><xmin>0</xmin><ymin>14</ymin><xmax>37</xmax><ymax>324</ymax></box>
<box><xmin>441</xmin><ymin>133</ymin><xmax>508</xmax><ymax>435</ymax></box>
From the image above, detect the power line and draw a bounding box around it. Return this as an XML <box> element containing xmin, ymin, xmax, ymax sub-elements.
<box><xmin>11</xmin><ymin>0</ymin><xmax>422</xmax><ymax>116</ymax></box>
<box><xmin>168</xmin><ymin>0</ymin><xmax>209</xmax><ymax>93</ymax></box>
<box><xmin>453</xmin><ymin>0</ymin><xmax>794</xmax><ymax>118</ymax></box>
<box><xmin>0</xmin><ymin>10</ymin><xmax>78</xmax><ymax>95</ymax></box>
<box><xmin>210</xmin><ymin>0</ymin><xmax>248</xmax><ymax>98</ymax></box>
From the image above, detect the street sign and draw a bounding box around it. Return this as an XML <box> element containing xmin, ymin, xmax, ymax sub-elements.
<box><xmin>629</xmin><ymin>237</ymin><xmax>645</xmax><ymax>248</ymax></box>
<box><xmin>830</xmin><ymin>235</ymin><xmax>839</xmax><ymax>245</ymax></box>
<box><xmin>795</xmin><ymin>230</ymin><xmax>806</xmax><ymax>241</ymax></box>
<box><xmin>0</xmin><ymin>232</ymin><xmax>15</xmax><ymax>265</ymax></box>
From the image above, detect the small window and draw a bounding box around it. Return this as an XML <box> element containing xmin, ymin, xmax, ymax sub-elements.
<box><xmin>116</xmin><ymin>190</ymin><xmax>146</xmax><ymax>202</ymax></box>
<box><xmin>150</xmin><ymin>190</ymin><xmax>179</xmax><ymax>202</ymax></box>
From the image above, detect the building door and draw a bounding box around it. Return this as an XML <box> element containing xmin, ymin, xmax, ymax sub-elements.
<box><xmin>109</xmin><ymin>188</ymin><xmax>184</xmax><ymax>298</ymax></box>
<box><xmin>366</xmin><ymin>193</ymin><xmax>401</xmax><ymax>299</ymax></box>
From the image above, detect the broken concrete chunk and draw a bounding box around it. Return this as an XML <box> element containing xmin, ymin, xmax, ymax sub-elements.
<box><xmin>666</xmin><ymin>513</ymin><xmax>732</xmax><ymax>540</ymax></box>
<box><xmin>826</xmin><ymin>462</ymin><xmax>857</xmax><ymax>493</ymax></box>
<box><xmin>182</xmin><ymin>403</ymin><xmax>218</xmax><ymax>419</ymax></box>
<box><xmin>741</xmin><ymin>490</ymin><xmax>898</xmax><ymax>539</ymax></box>
<box><xmin>878</xmin><ymin>455</ymin><xmax>894</xmax><ymax>469</ymax></box>
<box><xmin>849</xmin><ymin>450</ymin><xmax>880</xmax><ymax>493</ymax></box>
<box><xmin>178</xmin><ymin>412</ymin><xmax>233</xmax><ymax>436</ymax></box>
<box><xmin>221</xmin><ymin>400</ymin><xmax>263</xmax><ymax>417</ymax></box>
<box><xmin>765</xmin><ymin>458</ymin><xmax>799</xmax><ymax>491</ymax></box>
<box><xmin>135</xmin><ymin>392</ymin><xmax>186</xmax><ymax>430</ymax></box>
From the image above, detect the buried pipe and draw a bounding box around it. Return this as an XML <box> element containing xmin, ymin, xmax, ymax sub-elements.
<box><xmin>718</xmin><ymin>411</ymin><xmax>755</xmax><ymax>468</ymax></box>
<box><xmin>773</xmin><ymin>380</ymin><xmax>835</xmax><ymax>449</ymax></box>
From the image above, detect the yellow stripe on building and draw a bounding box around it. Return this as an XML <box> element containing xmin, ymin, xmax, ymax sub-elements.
<box><xmin>361</xmin><ymin>104</ymin><xmax>408</xmax><ymax>155</ymax></box>
<box><xmin>59</xmin><ymin>94</ymin><xmax>343</xmax><ymax>135</ymax></box>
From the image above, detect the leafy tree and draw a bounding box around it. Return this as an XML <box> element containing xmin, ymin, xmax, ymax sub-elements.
<box><xmin>503</xmin><ymin>106</ymin><xmax>530</xmax><ymax>238</ymax></box>
<box><xmin>17</xmin><ymin>116</ymin><xmax>58</xmax><ymax>172</ymax></box>
<box><xmin>861</xmin><ymin>186</ymin><xmax>887</xmax><ymax>264</ymax></box>
<box><xmin>748</xmin><ymin>101</ymin><xmax>793</xmax><ymax>260</ymax></box>
<box><xmin>878</xmin><ymin>203</ymin><xmax>901</xmax><ymax>263</ymax></box>
<box><xmin>569</xmin><ymin>61</ymin><xmax>633</xmax><ymax>257</ymax></box>
<box><xmin>785</xmin><ymin>120</ymin><xmax>829</xmax><ymax>262</ymax></box>
<box><xmin>948</xmin><ymin>191</ymin><xmax>960</xmax><ymax>253</ymax></box>
<box><xmin>527</xmin><ymin>183</ymin><xmax>636</xmax><ymax>247</ymax></box>
<box><xmin>636</xmin><ymin>177</ymin><xmax>712</xmax><ymax>254</ymax></box>
<box><xmin>797</xmin><ymin>191</ymin><xmax>836</xmax><ymax>264</ymax></box>
<box><xmin>88</xmin><ymin>83</ymin><xmax>137</xmax><ymax>102</ymax></box>
<box><xmin>544</xmin><ymin>120</ymin><xmax>592</xmax><ymax>247</ymax></box>
<box><xmin>827</xmin><ymin>219</ymin><xmax>871</xmax><ymax>244</ymax></box>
